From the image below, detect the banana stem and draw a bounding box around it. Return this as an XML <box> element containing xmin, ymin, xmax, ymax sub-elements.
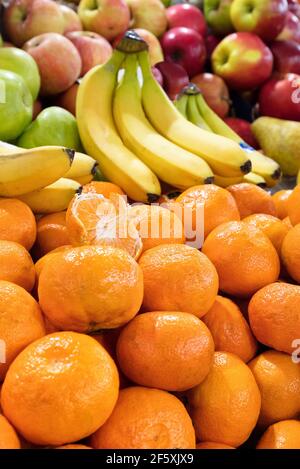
<box><xmin>138</xmin><ymin>50</ymin><xmax>152</xmax><ymax>80</ymax></box>
<box><xmin>116</xmin><ymin>30</ymin><xmax>148</xmax><ymax>54</ymax></box>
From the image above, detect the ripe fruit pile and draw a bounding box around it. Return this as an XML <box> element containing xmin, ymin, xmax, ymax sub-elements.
<box><xmin>0</xmin><ymin>178</ymin><xmax>299</xmax><ymax>450</ymax></box>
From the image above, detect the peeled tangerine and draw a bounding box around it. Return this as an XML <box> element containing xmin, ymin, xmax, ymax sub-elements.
<box><xmin>188</xmin><ymin>352</ymin><xmax>261</xmax><ymax>448</ymax></box>
<box><xmin>38</xmin><ymin>245</ymin><xmax>144</xmax><ymax>332</ymax></box>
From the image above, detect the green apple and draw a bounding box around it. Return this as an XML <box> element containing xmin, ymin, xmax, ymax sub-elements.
<box><xmin>17</xmin><ymin>106</ymin><xmax>82</xmax><ymax>151</ymax></box>
<box><xmin>0</xmin><ymin>70</ymin><xmax>33</xmax><ymax>142</ymax></box>
<box><xmin>204</xmin><ymin>0</ymin><xmax>234</xmax><ymax>36</ymax></box>
<box><xmin>0</xmin><ymin>47</ymin><xmax>40</xmax><ymax>101</ymax></box>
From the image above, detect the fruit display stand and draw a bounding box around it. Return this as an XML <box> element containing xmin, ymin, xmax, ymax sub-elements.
<box><xmin>0</xmin><ymin>0</ymin><xmax>300</xmax><ymax>457</ymax></box>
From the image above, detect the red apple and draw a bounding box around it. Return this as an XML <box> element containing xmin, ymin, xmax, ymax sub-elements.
<box><xmin>212</xmin><ymin>32</ymin><xmax>273</xmax><ymax>90</ymax></box>
<box><xmin>4</xmin><ymin>0</ymin><xmax>64</xmax><ymax>47</ymax></box>
<box><xmin>224</xmin><ymin>117</ymin><xmax>259</xmax><ymax>148</ymax></box>
<box><xmin>205</xmin><ymin>34</ymin><xmax>221</xmax><ymax>57</ymax></box>
<box><xmin>161</xmin><ymin>27</ymin><xmax>207</xmax><ymax>77</ymax></box>
<box><xmin>23</xmin><ymin>33</ymin><xmax>82</xmax><ymax>96</ymax></box>
<box><xmin>151</xmin><ymin>66</ymin><xmax>164</xmax><ymax>87</ymax></box>
<box><xmin>277</xmin><ymin>11</ymin><xmax>300</xmax><ymax>42</ymax></box>
<box><xmin>271</xmin><ymin>40</ymin><xmax>300</xmax><ymax>74</ymax></box>
<box><xmin>259</xmin><ymin>73</ymin><xmax>300</xmax><ymax>120</ymax></box>
<box><xmin>78</xmin><ymin>0</ymin><xmax>130</xmax><ymax>41</ymax></box>
<box><xmin>60</xmin><ymin>5</ymin><xmax>82</xmax><ymax>35</ymax></box>
<box><xmin>287</xmin><ymin>0</ymin><xmax>300</xmax><ymax>18</ymax></box>
<box><xmin>230</xmin><ymin>0</ymin><xmax>288</xmax><ymax>42</ymax></box>
<box><xmin>166</xmin><ymin>4</ymin><xmax>207</xmax><ymax>37</ymax></box>
<box><xmin>156</xmin><ymin>61</ymin><xmax>189</xmax><ymax>100</ymax></box>
<box><xmin>66</xmin><ymin>31</ymin><xmax>112</xmax><ymax>77</ymax></box>
<box><xmin>32</xmin><ymin>99</ymin><xmax>43</xmax><ymax>119</ymax></box>
<box><xmin>55</xmin><ymin>81</ymin><xmax>80</xmax><ymax>116</ymax></box>
<box><xmin>191</xmin><ymin>73</ymin><xmax>230</xmax><ymax>118</ymax></box>
<box><xmin>113</xmin><ymin>28</ymin><xmax>164</xmax><ymax>65</ymax></box>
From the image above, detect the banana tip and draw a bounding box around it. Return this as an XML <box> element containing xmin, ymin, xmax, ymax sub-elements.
<box><xmin>272</xmin><ymin>168</ymin><xmax>282</xmax><ymax>180</ymax></box>
<box><xmin>240</xmin><ymin>160</ymin><xmax>252</xmax><ymax>174</ymax></box>
<box><xmin>64</xmin><ymin>148</ymin><xmax>75</xmax><ymax>163</ymax></box>
<box><xmin>204</xmin><ymin>176</ymin><xmax>214</xmax><ymax>185</ymax></box>
<box><xmin>147</xmin><ymin>193</ymin><xmax>160</xmax><ymax>203</ymax></box>
<box><xmin>91</xmin><ymin>162</ymin><xmax>99</xmax><ymax>176</ymax></box>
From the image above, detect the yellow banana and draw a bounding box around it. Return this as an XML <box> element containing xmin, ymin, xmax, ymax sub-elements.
<box><xmin>138</xmin><ymin>50</ymin><xmax>251</xmax><ymax>177</ymax></box>
<box><xmin>18</xmin><ymin>178</ymin><xmax>81</xmax><ymax>213</ymax></box>
<box><xmin>186</xmin><ymin>94</ymin><xmax>212</xmax><ymax>131</ymax></box>
<box><xmin>0</xmin><ymin>146</ymin><xmax>74</xmax><ymax>197</ymax></box>
<box><xmin>76</xmin><ymin>48</ymin><xmax>161</xmax><ymax>203</ymax></box>
<box><xmin>214</xmin><ymin>172</ymin><xmax>267</xmax><ymax>188</ymax></box>
<box><xmin>195</xmin><ymin>92</ymin><xmax>281</xmax><ymax>187</ymax></box>
<box><xmin>64</xmin><ymin>152</ymin><xmax>98</xmax><ymax>183</ymax></box>
<box><xmin>113</xmin><ymin>54</ymin><xmax>214</xmax><ymax>190</ymax></box>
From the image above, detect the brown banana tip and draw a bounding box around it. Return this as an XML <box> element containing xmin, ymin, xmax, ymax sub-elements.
<box><xmin>64</xmin><ymin>148</ymin><xmax>75</xmax><ymax>163</ymax></box>
<box><xmin>240</xmin><ymin>160</ymin><xmax>252</xmax><ymax>174</ymax></box>
<box><xmin>116</xmin><ymin>30</ymin><xmax>148</xmax><ymax>53</ymax></box>
<box><xmin>76</xmin><ymin>186</ymin><xmax>83</xmax><ymax>195</ymax></box>
<box><xmin>272</xmin><ymin>168</ymin><xmax>282</xmax><ymax>180</ymax></box>
<box><xmin>257</xmin><ymin>183</ymin><xmax>267</xmax><ymax>189</ymax></box>
<box><xmin>204</xmin><ymin>176</ymin><xmax>214</xmax><ymax>185</ymax></box>
<box><xmin>147</xmin><ymin>193</ymin><xmax>160</xmax><ymax>203</ymax></box>
<box><xmin>91</xmin><ymin>162</ymin><xmax>99</xmax><ymax>175</ymax></box>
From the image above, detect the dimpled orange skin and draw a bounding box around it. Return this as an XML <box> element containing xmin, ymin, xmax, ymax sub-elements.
<box><xmin>176</xmin><ymin>184</ymin><xmax>240</xmax><ymax>239</ymax></box>
<box><xmin>56</xmin><ymin>444</ymin><xmax>92</xmax><ymax>449</ymax></box>
<box><xmin>288</xmin><ymin>184</ymin><xmax>300</xmax><ymax>226</ymax></box>
<box><xmin>202</xmin><ymin>296</ymin><xmax>257</xmax><ymax>363</ymax></box>
<box><xmin>0</xmin><ymin>280</ymin><xmax>45</xmax><ymax>381</ymax></box>
<box><xmin>1</xmin><ymin>332</ymin><xmax>119</xmax><ymax>446</ymax></box>
<box><xmin>0</xmin><ymin>240</ymin><xmax>36</xmax><ymax>292</ymax></box>
<box><xmin>38</xmin><ymin>245</ymin><xmax>144</xmax><ymax>332</ymax></box>
<box><xmin>0</xmin><ymin>415</ymin><xmax>21</xmax><ymax>449</ymax></box>
<box><xmin>36</xmin><ymin>212</ymin><xmax>70</xmax><ymax>256</ymax></box>
<box><xmin>116</xmin><ymin>311</ymin><xmax>215</xmax><ymax>392</ymax></box>
<box><xmin>243</xmin><ymin>214</ymin><xmax>289</xmax><ymax>255</ymax></box>
<box><xmin>0</xmin><ymin>198</ymin><xmax>36</xmax><ymax>250</ymax></box>
<box><xmin>227</xmin><ymin>183</ymin><xmax>277</xmax><ymax>219</ymax></box>
<box><xmin>257</xmin><ymin>420</ymin><xmax>300</xmax><ymax>449</ymax></box>
<box><xmin>281</xmin><ymin>224</ymin><xmax>300</xmax><ymax>283</ymax></box>
<box><xmin>129</xmin><ymin>204</ymin><xmax>185</xmax><ymax>252</ymax></box>
<box><xmin>249</xmin><ymin>350</ymin><xmax>300</xmax><ymax>428</ymax></box>
<box><xmin>34</xmin><ymin>245</ymin><xmax>72</xmax><ymax>279</ymax></box>
<box><xmin>272</xmin><ymin>190</ymin><xmax>292</xmax><ymax>220</ymax></box>
<box><xmin>139</xmin><ymin>244</ymin><xmax>219</xmax><ymax>318</ymax></box>
<box><xmin>90</xmin><ymin>387</ymin><xmax>196</xmax><ymax>449</ymax></box>
<box><xmin>248</xmin><ymin>282</ymin><xmax>300</xmax><ymax>354</ymax></box>
<box><xmin>82</xmin><ymin>181</ymin><xmax>125</xmax><ymax>198</ymax></box>
<box><xmin>188</xmin><ymin>352</ymin><xmax>261</xmax><ymax>447</ymax></box>
<box><xmin>202</xmin><ymin>221</ymin><xmax>280</xmax><ymax>298</ymax></box>
<box><xmin>196</xmin><ymin>442</ymin><xmax>235</xmax><ymax>449</ymax></box>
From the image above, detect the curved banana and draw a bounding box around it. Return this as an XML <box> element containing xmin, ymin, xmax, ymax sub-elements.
<box><xmin>214</xmin><ymin>172</ymin><xmax>267</xmax><ymax>188</ymax></box>
<box><xmin>76</xmin><ymin>50</ymin><xmax>161</xmax><ymax>203</ymax></box>
<box><xmin>64</xmin><ymin>152</ymin><xmax>98</xmax><ymax>183</ymax></box>
<box><xmin>174</xmin><ymin>93</ymin><xmax>188</xmax><ymax>118</ymax></box>
<box><xmin>0</xmin><ymin>146</ymin><xmax>74</xmax><ymax>197</ymax></box>
<box><xmin>113</xmin><ymin>55</ymin><xmax>214</xmax><ymax>190</ymax></box>
<box><xmin>195</xmin><ymin>93</ymin><xmax>281</xmax><ymax>187</ymax></box>
<box><xmin>18</xmin><ymin>178</ymin><xmax>81</xmax><ymax>214</ymax></box>
<box><xmin>186</xmin><ymin>94</ymin><xmax>212</xmax><ymax>131</ymax></box>
<box><xmin>138</xmin><ymin>51</ymin><xmax>251</xmax><ymax>177</ymax></box>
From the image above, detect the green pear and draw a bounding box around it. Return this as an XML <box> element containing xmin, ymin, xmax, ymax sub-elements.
<box><xmin>0</xmin><ymin>70</ymin><xmax>33</xmax><ymax>142</ymax></box>
<box><xmin>17</xmin><ymin>106</ymin><xmax>82</xmax><ymax>151</ymax></box>
<box><xmin>252</xmin><ymin>117</ymin><xmax>300</xmax><ymax>177</ymax></box>
<box><xmin>0</xmin><ymin>47</ymin><xmax>40</xmax><ymax>100</ymax></box>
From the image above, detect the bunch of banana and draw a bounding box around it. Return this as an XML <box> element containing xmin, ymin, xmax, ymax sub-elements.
<box><xmin>76</xmin><ymin>31</ymin><xmax>269</xmax><ymax>203</ymax></box>
<box><xmin>0</xmin><ymin>140</ymin><xmax>99</xmax><ymax>211</ymax></box>
<box><xmin>175</xmin><ymin>84</ymin><xmax>281</xmax><ymax>188</ymax></box>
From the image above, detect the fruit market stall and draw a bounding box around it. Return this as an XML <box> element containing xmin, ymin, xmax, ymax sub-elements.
<box><xmin>0</xmin><ymin>0</ymin><xmax>300</xmax><ymax>454</ymax></box>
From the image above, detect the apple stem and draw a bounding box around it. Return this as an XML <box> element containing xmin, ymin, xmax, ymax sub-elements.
<box><xmin>116</xmin><ymin>30</ymin><xmax>148</xmax><ymax>54</ymax></box>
